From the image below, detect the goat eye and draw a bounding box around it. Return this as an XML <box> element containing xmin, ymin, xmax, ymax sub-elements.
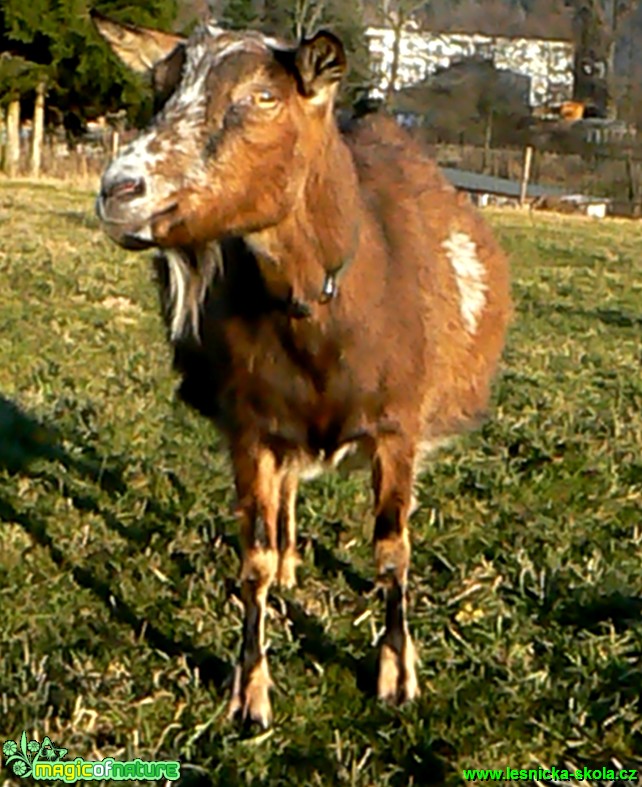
<box><xmin>254</xmin><ymin>89</ymin><xmax>277</xmax><ymax>107</ymax></box>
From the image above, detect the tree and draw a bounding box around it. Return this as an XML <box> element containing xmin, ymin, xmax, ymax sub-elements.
<box><xmin>312</xmin><ymin>0</ymin><xmax>373</xmax><ymax>103</ymax></box>
<box><xmin>421</xmin><ymin>0</ymin><xmax>574</xmax><ymax>37</ymax></box>
<box><xmin>221</xmin><ymin>0</ymin><xmax>260</xmax><ymax>29</ymax></box>
<box><xmin>0</xmin><ymin>0</ymin><xmax>181</xmax><ymax>139</ymax></box>
<box><xmin>370</xmin><ymin>0</ymin><xmax>427</xmax><ymax>102</ymax></box>
<box><xmin>0</xmin><ymin>53</ymin><xmax>47</xmax><ymax>175</ymax></box>
<box><xmin>219</xmin><ymin>0</ymin><xmax>373</xmax><ymax>104</ymax></box>
<box><xmin>0</xmin><ymin>53</ymin><xmax>47</xmax><ymax>105</ymax></box>
<box><xmin>564</xmin><ymin>0</ymin><xmax>637</xmax><ymax>115</ymax></box>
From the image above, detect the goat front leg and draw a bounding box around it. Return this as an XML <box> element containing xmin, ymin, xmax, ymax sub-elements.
<box><xmin>277</xmin><ymin>470</ymin><xmax>301</xmax><ymax>588</ymax></box>
<box><xmin>372</xmin><ymin>436</ymin><xmax>420</xmax><ymax>704</ymax></box>
<box><xmin>228</xmin><ymin>446</ymin><xmax>280</xmax><ymax>728</ymax></box>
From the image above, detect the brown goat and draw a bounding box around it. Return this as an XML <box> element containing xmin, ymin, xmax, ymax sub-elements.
<box><xmin>93</xmin><ymin>12</ymin><xmax>511</xmax><ymax>728</ymax></box>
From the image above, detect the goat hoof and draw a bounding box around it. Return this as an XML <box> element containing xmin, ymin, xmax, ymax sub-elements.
<box><xmin>228</xmin><ymin>661</ymin><xmax>274</xmax><ymax>729</ymax></box>
<box><xmin>377</xmin><ymin>639</ymin><xmax>420</xmax><ymax>705</ymax></box>
<box><xmin>277</xmin><ymin>548</ymin><xmax>301</xmax><ymax>589</ymax></box>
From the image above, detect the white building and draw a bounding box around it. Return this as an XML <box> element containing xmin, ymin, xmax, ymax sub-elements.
<box><xmin>366</xmin><ymin>27</ymin><xmax>575</xmax><ymax>107</ymax></box>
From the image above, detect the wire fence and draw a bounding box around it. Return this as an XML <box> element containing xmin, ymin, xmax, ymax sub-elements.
<box><xmin>2</xmin><ymin>123</ymin><xmax>642</xmax><ymax>217</ymax></box>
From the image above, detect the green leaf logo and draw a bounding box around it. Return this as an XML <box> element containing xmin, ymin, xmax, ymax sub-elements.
<box><xmin>3</xmin><ymin>734</ymin><xmax>68</xmax><ymax>779</ymax></box>
<box><xmin>2</xmin><ymin>735</ymin><xmax>34</xmax><ymax>779</ymax></box>
<box><xmin>2</xmin><ymin>741</ymin><xmax>18</xmax><ymax>758</ymax></box>
<box><xmin>37</xmin><ymin>737</ymin><xmax>67</xmax><ymax>762</ymax></box>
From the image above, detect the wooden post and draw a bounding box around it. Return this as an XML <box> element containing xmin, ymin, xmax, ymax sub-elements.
<box><xmin>519</xmin><ymin>145</ymin><xmax>533</xmax><ymax>206</ymax></box>
<box><xmin>30</xmin><ymin>82</ymin><xmax>45</xmax><ymax>177</ymax></box>
<box><xmin>482</xmin><ymin>111</ymin><xmax>493</xmax><ymax>174</ymax></box>
<box><xmin>626</xmin><ymin>154</ymin><xmax>640</xmax><ymax>215</ymax></box>
<box><xmin>6</xmin><ymin>98</ymin><xmax>21</xmax><ymax>178</ymax></box>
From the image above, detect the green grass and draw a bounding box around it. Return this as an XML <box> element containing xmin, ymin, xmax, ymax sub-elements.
<box><xmin>1</xmin><ymin>180</ymin><xmax>641</xmax><ymax>785</ymax></box>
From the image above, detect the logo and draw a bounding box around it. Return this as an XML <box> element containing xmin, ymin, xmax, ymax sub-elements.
<box><xmin>3</xmin><ymin>734</ymin><xmax>181</xmax><ymax>782</ymax></box>
<box><xmin>3</xmin><ymin>734</ymin><xmax>66</xmax><ymax>778</ymax></box>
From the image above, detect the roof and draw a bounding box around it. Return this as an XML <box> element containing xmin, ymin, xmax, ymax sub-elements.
<box><xmin>441</xmin><ymin>167</ymin><xmax>566</xmax><ymax>199</ymax></box>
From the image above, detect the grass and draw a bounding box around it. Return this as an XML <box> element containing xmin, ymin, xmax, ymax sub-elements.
<box><xmin>0</xmin><ymin>179</ymin><xmax>641</xmax><ymax>786</ymax></box>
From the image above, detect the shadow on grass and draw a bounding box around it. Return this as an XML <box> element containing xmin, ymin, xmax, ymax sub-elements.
<box><xmin>311</xmin><ymin>537</ymin><xmax>374</xmax><ymax>595</ymax></box>
<box><xmin>0</xmin><ymin>394</ymin><xmax>126</xmax><ymax>492</ymax></box>
<box><xmin>526</xmin><ymin>301</ymin><xmax>642</xmax><ymax>329</ymax></box>
<box><xmin>0</xmin><ymin>394</ymin><xmax>229</xmax><ymax>688</ymax></box>
<box><xmin>281</xmin><ymin>596</ymin><xmax>379</xmax><ymax>698</ymax></box>
<box><xmin>515</xmin><ymin>575</ymin><xmax>642</xmax><ymax>641</ymax></box>
<box><xmin>0</xmin><ymin>392</ymin><xmax>217</xmax><ymax>552</ymax></box>
<box><xmin>0</xmin><ymin>394</ymin><xmax>399</xmax><ymax>701</ymax></box>
<box><xmin>553</xmin><ymin>589</ymin><xmax>642</xmax><ymax>634</ymax></box>
<box><xmin>0</xmin><ymin>492</ymin><xmax>229</xmax><ymax>688</ymax></box>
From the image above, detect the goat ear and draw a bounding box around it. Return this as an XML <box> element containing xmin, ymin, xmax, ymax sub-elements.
<box><xmin>295</xmin><ymin>31</ymin><xmax>347</xmax><ymax>103</ymax></box>
<box><xmin>91</xmin><ymin>10</ymin><xmax>184</xmax><ymax>74</ymax></box>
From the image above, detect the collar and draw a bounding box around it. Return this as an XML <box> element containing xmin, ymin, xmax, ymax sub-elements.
<box><xmin>318</xmin><ymin>219</ymin><xmax>361</xmax><ymax>306</ymax></box>
<box><xmin>263</xmin><ymin>221</ymin><xmax>360</xmax><ymax>319</ymax></box>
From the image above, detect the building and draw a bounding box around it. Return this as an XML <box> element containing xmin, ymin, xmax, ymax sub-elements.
<box><xmin>366</xmin><ymin>26</ymin><xmax>574</xmax><ymax>108</ymax></box>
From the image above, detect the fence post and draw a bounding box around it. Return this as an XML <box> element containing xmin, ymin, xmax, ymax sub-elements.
<box><xmin>6</xmin><ymin>98</ymin><xmax>21</xmax><ymax>178</ymax></box>
<box><xmin>626</xmin><ymin>154</ymin><xmax>641</xmax><ymax>217</ymax></box>
<box><xmin>482</xmin><ymin>111</ymin><xmax>493</xmax><ymax>175</ymax></box>
<box><xmin>519</xmin><ymin>145</ymin><xmax>533</xmax><ymax>206</ymax></box>
<box><xmin>30</xmin><ymin>82</ymin><xmax>46</xmax><ymax>177</ymax></box>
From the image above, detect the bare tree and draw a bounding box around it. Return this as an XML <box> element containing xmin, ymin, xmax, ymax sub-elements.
<box><xmin>521</xmin><ymin>0</ymin><xmax>574</xmax><ymax>37</ymax></box>
<box><xmin>372</xmin><ymin>0</ymin><xmax>427</xmax><ymax>101</ymax></box>
<box><xmin>423</xmin><ymin>0</ymin><xmax>574</xmax><ymax>38</ymax></box>
<box><xmin>292</xmin><ymin>0</ymin><xmax>328</xmax><ymax>38</ymax></box>
<box><xmin>604</xmin><ymin>0</ymin><xmax>637</xmax><ymax>92</ymax></box>
<box><xmin>175</xmin><ymin>0</ymin><xmax>213</xmax><ymax>27</ymax></box>
<box><xmin>567</xmin><ymin>0</ymin><xmax>637</xmax><ymax>115</ymax></box>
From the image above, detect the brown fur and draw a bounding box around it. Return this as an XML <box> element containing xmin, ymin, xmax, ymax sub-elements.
<box><xmin>94</xmin><ymin>19</ymin><xmax>512</xmax><ymax>726</ymax></box>
<box><xmin>173</xmin><ymin>113</ymin><xmax>511</xmax><ymax>460</ymax></box>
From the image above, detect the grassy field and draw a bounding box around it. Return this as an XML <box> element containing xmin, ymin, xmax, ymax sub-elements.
<box><xmin>0</xmin><ymin>179</ymin><xmax>641</xmax><ymax>786</ymax></box>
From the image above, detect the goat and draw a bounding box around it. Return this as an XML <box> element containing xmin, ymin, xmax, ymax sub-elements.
<box><xmin>93</xmin><ymin>11</ymin><xmax>511</xmax><ymax>728</ymax></box>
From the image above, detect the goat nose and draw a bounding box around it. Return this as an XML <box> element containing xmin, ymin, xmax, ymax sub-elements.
<box><xmin>101</xmin><ymin>174</ymin><xmax>146</xmax><ymax>202</ymax></box>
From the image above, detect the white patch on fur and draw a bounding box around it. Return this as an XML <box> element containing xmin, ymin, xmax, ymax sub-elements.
<box><xmin>442</xmin><ymin>231</ymin><xmax>488</xmax><ymax>334</ymax></box>
<box><xmin>121</xmin><ymin>133</ymin><xmax>162</xmax><ymax>169</ymax></box>
<box><xmin>165</xmin><ymin>244</ymin><xmax>223</xmax><ymax>341</ymax></box>
<box><xmin>104</xmin><ymin>133</ymin><xmax>162</xmax><ymax>194</ymax></box>
<box><xmin>262</xmin><ymin>35</ymin><xmax>291</xmax><ymax>53</ymax></box>
<box><xmin>173</xmin><ymin>70</ymin><xmax>208</xmax><ymax>113</ymax></box>
<box><xmin>103</xmin><ymin>129</ymin><xmax>179</xmax><ymax>210</ymax></box>
<box><xmin>166</xmin><ymin>249</ymin><xmax>191</xmax><ymax>340</ymax></box>
<box><xmin>298</xmin><ymin>460</ymin><xmax>326</xmax><ymax>481</ymax></box>
<box><xmin>206</xmin><ymin>22</ymin><xmax>224</xmax><ymax>37</ymax></box>
<box><xmin>212</xmin><ymin>38</ymin><xmax>266</xmax><ymax>66</ymax></box>
<box><xmin>292</xmin><ymin>441</ymin><xmax>371</xmax><ymax>481</ymax></box>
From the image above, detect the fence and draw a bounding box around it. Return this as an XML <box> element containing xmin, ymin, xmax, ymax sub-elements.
<box><xmin>429</xmin><ymin>142</ymin><xmax>642</xmax><ymax>216</ymax></box>
<box><xmin>2</xmin><ymin>122</ymin><xmax>642</xmax><ymax>217</ymax></box>
<box><xmin>0</xmin><ymin>125</ymin><xmax>126</xmax><ymax>185</ymax></box>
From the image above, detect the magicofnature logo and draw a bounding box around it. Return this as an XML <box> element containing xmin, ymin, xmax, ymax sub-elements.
<box><xmin>3</xmin><ymin>733</ymin><xmax>180</xmax><ymax>782</ymax></box>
